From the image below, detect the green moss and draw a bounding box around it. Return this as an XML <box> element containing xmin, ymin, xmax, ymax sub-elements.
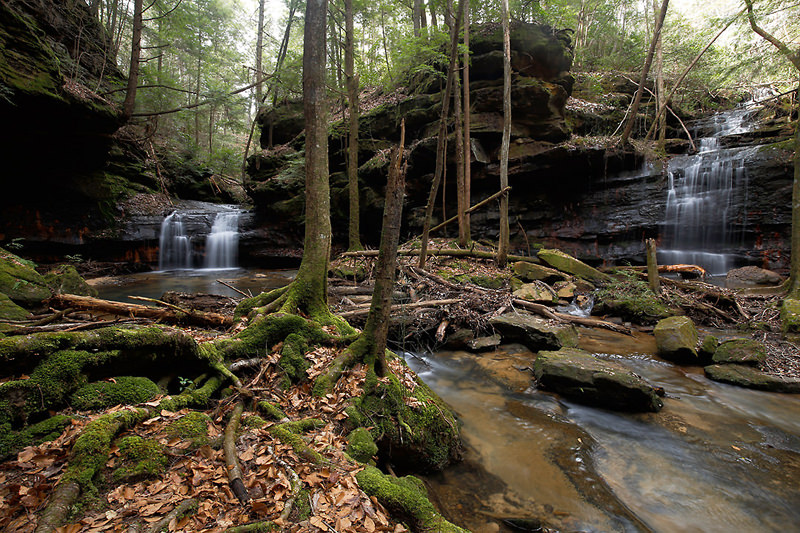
<box><xmin>346</xmin><ymin>427</ymin><xmax>378</xmax><ymax>463</ymax></box>
<box><xmin>70</xmin><ymin>376</ymin><xmax>160</xmax><ymax>410</ymax></box>
<box><xmin>242</xmin><ymin>414</ymin><xmax>267</xmax><ymax>428</ymax></box>
<box><xmin>268</xmin><ymin>419</ymin><xmax>326</xmax><ymax>464</ymax></box>
<box><xmin>279</xmin><ymin>332</ymin><xmax>311</xmax><ymax>385</ymax></box>
<box><xmin>43</xmin><ymin>265</ymin><xmax>98</xmax><ymax>297</ymax></box>
<box><xmin>0</xmin><ymin>292</ymin><xmax>30</xmax><ymax>321</ymax></box>
<box><xmin>781</xmin><ymin>299</ymin><xmax>800</xmax><ymax>335</ymax></box>
<box><xmin>218</xmin><ymin>313</ymin><xmax>329</xmax><ymax>361</ymax></box>
<box><xmin>0</xmin><ymin>414</ymin><xmax>71</xmax><ymax>459</ymax></box>
<box><xmin>167</xmin><ymin>411</ymin><xmax>211</xmax><ymax>446</ymax></box>
<box><xmin>595</xmin><ymin>270</ymin><xmax>673</xmax><ymax>324</ymax></box>
<box><xmin>112</xmin><ymin>436</ymin><xmax>168</xmax><ymax>483</ymax></box>
<box><xmin>257</xmin><ymin>400</ymin><xmax>287</xmax><ymax>421</ymax></box>
<box><xmin>355</xmin><ymin>465</ymin><xmax>468</xmax><ymax>532</ymax></box>
<box><xmin>0</xmin><ymin>247</ymin><xmax>51</xmax><ymax>306</ymax></box>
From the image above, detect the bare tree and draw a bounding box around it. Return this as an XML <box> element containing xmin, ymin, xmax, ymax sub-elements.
<box><xmin>498</xmin><ymin>0</ymin><xmax>511</xmax><ymax>267</ymax></box>
<box><xmin>345</xmin><ymin>0</ymin><xmax>362</xmax><ymax>251</ymax></box>
<box><xmin>122</xmin><ymin>0</ymin><xmax>143</xmax><ymax>119</ymax></box>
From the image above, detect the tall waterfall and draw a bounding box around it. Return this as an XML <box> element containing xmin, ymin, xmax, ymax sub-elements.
<box><xmin>659</xmin><ymin>108</ymin><xmax>756</xmax><ymax>276</ymax></box>
<box><xmin>204</xmin><ymin>211</ymin><xmax>240</xmax><ymax>269</ymax></box>
<box><xmin>158</xmin><ymin>212</ymin><xmax>192</xmax><ymax>270</ymax></box>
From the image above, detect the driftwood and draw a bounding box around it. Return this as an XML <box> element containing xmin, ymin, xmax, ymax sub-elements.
<box><xmin>223</xmin><ymin>402</ymin><xmax>251</xmax><ymax>504</ymax></box>
<box><xmin>51</xmin><ymin>294</ymin><xmax>233</xmax><ymax>328</ymax></box>
<box><xmin>623</xmin><ymin>264</ymin><xmax>707</xmax><ymax>278</ymax></box>
<box><xmin>337</xmin><ymin>298</ymin><xmax>461</xmax><ymax>319</ymax></box>
<box><xmin>512</xmin><ymin>299</ymin><xmax>632</xmax><ymax>335</ymax></box>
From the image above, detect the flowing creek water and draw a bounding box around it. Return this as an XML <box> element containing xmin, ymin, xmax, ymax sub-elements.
<box><xmin>405</xmin><ymin>329</ymin><xmax>800</xmax><ymax>532</ymax></box>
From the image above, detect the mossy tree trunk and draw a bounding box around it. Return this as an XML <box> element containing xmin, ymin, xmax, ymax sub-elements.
<box><xmin>346</xmin><ymin>125</ymin><xmax>407</xmax><ymax>377</ymax></box>
<box><xmin>345</xmin><ymin>0</ymin><xmax>362</xmax><ymax>252</ymax></box>
<box><xmin>418</xmin><ymin>0</ymin><xmax>464</xmax><ymax>270</ymax></box>
<box><xmin>744</xmin><ymin>0</ymin><xmax>800</xmax><ymax>298</ymax></box>
<box><xmin>121</xmin><ymin>0</ymin><xmax>143</xmax><ymax>120</ymax></box>
<box><xmin>497</xmin><ymin>0</ymin><xmax>511</xmax><ymax>268</ymax></box>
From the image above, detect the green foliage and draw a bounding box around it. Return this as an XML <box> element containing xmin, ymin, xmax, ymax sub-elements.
<box><xmin>595</xmin><ymin>270</ymin><xmax>678</xmax><ymax>324</ymax></box>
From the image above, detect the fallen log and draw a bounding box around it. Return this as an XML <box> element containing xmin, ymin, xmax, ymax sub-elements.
<box><xmin>51</xmin><ymin>294</ymin><xmax>233</xmax><ymax>328</ymax></box>
<box><xmin>623</xmin><ymin>264</ymin><xmax>707</xmax><ymax>278</ymax></box>
<box><xmin>512</xmin><ymin>299</ymin><xmax>633</xmax><ymax>335</ymax></box>
<box><xmin>337</xmin><ymin>298</ymin><xmax>461</xmax><ymax>319</ymax></box>
<box><xmin>340</xmin><ymin>248</ymin><xmax>540</xmax><ymax>264</ymax></box>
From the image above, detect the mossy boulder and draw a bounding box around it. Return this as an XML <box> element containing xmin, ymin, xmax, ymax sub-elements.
<box><xmin>43</xmin><ymin>264</ymin><xmax>98</xmax><ymax>297</ymax></box>
<box><xmin>534</xmin><ymin>348</ymin><xmax>663</xmax><ymax>412</ymax></box>
<box><xmin>112</xmin><ymin>436</ymin><xmax>168</xmax><ymax>483</ymax></box>
<box><xmin>512</xmin><ymin>261</ymin><xmax>568</xmax><ymax>284</ymax></box>
<box><xmin>595</xmin><ymin>272</ymin><xmax>671</xmax><ymax>324</ymax></box>
<box><xmin>699</xmin><ymin>335</ymin><xmax>719</xmax><ymax>361</ymax></box>
<box><xmin>489</xmin><ymin>311</ymin><xmax>578</xmax><ymax>351</ymax></box>
<box><xmin>346</xmin><ymin>427</ymin><xmax>379</xmax><ymax>463</ymax></box>
<box><xmin>0</xmin><ymin>292</ymin><xmax>31</xmax><ymax>322</ymax></box>
<box><xmin>513</xmin><ymin>282</ymin><xmax>558</xmax><ymax>304</ymax></box>
<box><xmin>537</xmin><ymin>249</ymin><xmax>611</xmax><ymax>283</ymax></box>
<box><xmin>704</xmin><ymin>364</ymin><xmax>800</xmax><ymax>393</ymax></box>
<box><xmin>781</xmin><ymin>299</ymin><xmax>800</xmax><ymax>335</ymax></box>
<box><xmin>70</xmin><ymin>376</ymin><xmax>161</xmax><ymax>410</ymax></box>
<box><xmin>0</xmin><ymin>247</ymin><xmax>51</xmax><ymax>307</ymax></box>
<box><xmin>330</xmin><ymin>265</ymin><xmax>368</xmax><ymax>282</ymax></box>
<box><xmin>654</xmin><ymin>316</ymin><xmax>699</xmax><ymax>364</ymax></box>
<box><xmin>712</xmin><ymin>339</ymin><xmax>767</xmax><ymax>365</ymax></box>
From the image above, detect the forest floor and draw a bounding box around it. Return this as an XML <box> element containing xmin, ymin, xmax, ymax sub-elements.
<box><xmin>1</xmin><ymin>243</ymin><xmax>798</xmax><ymax>532</ymax></box>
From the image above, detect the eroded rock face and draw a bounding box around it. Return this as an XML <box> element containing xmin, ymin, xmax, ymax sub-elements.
<box><xmin>534</xmin><ymin>348</ymin><xmax>664</xmax><ymax>412</ymax></box>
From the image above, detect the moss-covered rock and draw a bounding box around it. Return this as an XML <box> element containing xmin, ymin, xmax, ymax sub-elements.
<box><xmin>534</xmin><ymin>348</ymin><xmax>663</xmax><ymax>412</ymax></box>
<box><xmin>595</xmin><ymin>271</ymin><xmax>671</xmax><ymax>324</ymax></box>
<box><xmin>70</xmin><ymin>376</ymin><xmax>161</xmax><ymax>410</ymax></box>
<box><xmin>279</xmin><ymin>332</ymin><xmax>311</xmax><ymax>385</ymax></box>
<box><xmin>330</xmin><ymin>265</ymin><xmax>368</xmax><ymax>282</ymax></box>
<box><xmin>0</xmin><ymin>247</ymin><xmax>51</xmax><ymax>307</ymax></box>
<box><xmin>781</xmin><ymin>298</ymin><xmax>800</xmax><ymax>335</ymax></box>
<box><xmin>654</xmin><ymin>316</ymin><xmax>699</xmax><ymax>364</ymax></box>
<box><xmin>512</xmin><ymin>282</ymin><xmax>558</xmax><ymax>304</ymax></box>
<box><xmin>355</xmin><ymin>465</ymin><xmax>468</xmax><ymax>532</ymax></box>
<box><xmin>346</xmin><ymin>427</ymin><xmax>378</xmax><ymax>463</ymax></box>
<box><xmin>512</xmin><ymin>261</ymin><xmax>568</xmax><ymax>283</ymax></box>
<box><xmin>43</xmin><ymin>265</ymin><xmax>98</xmax><ymax>297</ymax></box>
<box><xmin>490</xmin><ymin>311</ymin><xmax>578</xmax><ymax>351</ymax></box>
<box><xmin>112</xmin><ymin>435</ymin><xmax>168</xmax><ymax>483</ymax></box>
<box><xmin>699</xmin><ymin>335</ymin><xmax>719</xmax><ymax>361</ymax></box>
<box><xmin>0</xmin><ymin>292</ymin><xmax>31</xmax><ymax>322</ymax></box>
<box><xmin>712</xmin><ymin>339</ymin><xmax>767</xmax><ymax>365</ymax></box>
<box><xmin>704</xmin><ymin>364</ymin><xmax>800</xmax><ymax>393</ymax></box>
<box><xmin>537</xmin><ymin>249</ymin><xmax>611</xmax><ymax>283</ymax></box>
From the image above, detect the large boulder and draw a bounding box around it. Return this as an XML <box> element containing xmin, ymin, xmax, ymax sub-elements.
<box><xmin>513</xmin><ymin>282</ymin><xmax>558</xmax><ymax>304</ymax></box>
<box><xmin>513</xmin><ymin>261</ymin><xmax>568</xmax><ymax>283</ymax></box>
<box><xmin>704</xmin><ymin>364</ymin><xmax>800</xmax><ymax>393</ymax></box>
<box><xmin>726</xmin><ymin>266</ymin><xmax>783</xmax><ymax>287</ymax></box>
<box><xmin>712</xmin><ymin>339</ymin><xmax>767</xmax><ymax>365</ymax></box>
<box><xmin>781</xmin><ymin>299</ymin><xmax>800</xmax><ymax>335</ymax></box>
<box><xmin>534</xmin><ymin>348</ymin><xmax>663</xmax><ymax>412</ymax></box>
<box><xmin>489</xmin><ymin>312</ymin><xmax>578</xmax><ymax>351</ymax></box>
<box><xmin>0</xmin><ymin>248</ymin><xmax>51</xmax><ymax>307</ymax></box>
<box><xmin>653</xmin><ymin>316</ymin><xmax>699</xmax><ymax>363</ymax></box>
<box><xmin>537</xmin><ymin>249</ymin><xmax>611</xmax><ymax>283</ymax></box>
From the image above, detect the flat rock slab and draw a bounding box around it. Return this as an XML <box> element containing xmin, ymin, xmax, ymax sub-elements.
<box><xmin>704</xmin><ymin>364</ymin><xmax>800</xmax><ymax>393</ymax></box>
<box><xmin>466</xmin><ymin>334</ymin><xmax>502</xmax><ymax>352</ymax></box>
<box><xmin>534</xmin><ymin>348</ymin><xmax>663</xmax><ymax>412</ymax></box>
<box><xmin>490</xmin><ymin>312</ymin><xmax>578</xmax><ymax>351</ymax></box>
<box><xmin>712</xmin><ymin>338</ymin><xmax>767</xmax><ymax>365</ymax></box>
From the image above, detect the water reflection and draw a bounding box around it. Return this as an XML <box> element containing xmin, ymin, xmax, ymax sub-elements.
<box><xmin>408</xmin><ymin>329</ymin><xmax>800</xmax><ymax>532</ymax></box>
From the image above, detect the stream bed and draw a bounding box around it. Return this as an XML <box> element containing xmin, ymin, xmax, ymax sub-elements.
<box><xmin>406</xmin><ymin>329</ymin><xmax>800</xmax><ymax>532</ymax></box>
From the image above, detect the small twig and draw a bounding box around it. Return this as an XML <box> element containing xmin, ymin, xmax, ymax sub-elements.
<box><xmin>216</xmin><ymin>279</ymin><xmax>250</xmax><ymax>298</ymax></box>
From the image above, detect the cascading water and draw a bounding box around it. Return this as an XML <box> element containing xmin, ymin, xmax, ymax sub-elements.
<box><xmin>204</xmin><ymin>210</ymin><xmax>240</xmax><ymax>269</ymax></box>
<box><xmin>158</xmin><ymin>212</ymin><xmax>192</xmax><ymax>270</ymax></box>
<box><xmin>659</xmin><ymin>107</ymin><xmax>756</xmax><ymax>276</ymax></box>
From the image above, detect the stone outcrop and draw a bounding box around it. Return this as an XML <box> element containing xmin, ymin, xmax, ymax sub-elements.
<box><xmin>653</xmin><ymin>316</ymin><xmax>699</xmax><ymax>364</ymax></box>
<box><xmin>704</xmin><ymin>364</ymin><xmax>800</xmax><ymax>393</ymax></box>
<box><xmin>489</xmin><ymin>312</ymin><xmax>578</xmax><ymax>351</ymax></box>
<box><xmin>534</xmin><ymin>348</ymin><xmax>664</xmax><ymax>412</ymax></box>
<box><xmin>711</xmin><ymin>339</ymin><xmax>767</xmax><ymax>365</ymax></box>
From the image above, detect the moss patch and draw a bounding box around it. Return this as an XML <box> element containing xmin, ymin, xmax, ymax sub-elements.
<box><xmin>0</xmin><ymin>247</ymin><xmax>51</xmax><ymax>307</ymax></box>
<box><xmin>70</xmin><ymin>376</ymin><xmax>161</xmax><ymax>410</ymax></box>
<box><xmin>112</xmin><ymin>435</ymin><xmax>168</xmax><ymax>483</ymax></box>
<box><xmin>0</xmin><ymin>292</ymin><xmax>31</xmax><ymax>321</ymax></box>
<box><xmin>595</xmin><ymin>271</ymin><xmax>672</xmax><ymax>324</ymax></box>
<box><xmin>279</xmin><ymin>333</ymin><xmax>311</xmax><ymax>386</ymax></box>
<box><xmin>0</xmin><ymin>414</ymin><xmax>71</xmax><ymax>459</ymax></box>
<box><xmin>167</xmin><ymin>411</ymin><xmax>211</xmax><ymax>447</ymax></box>
<box><xmin>346</xmin><ymin>427</ymin><xmax>378</xmax><ymax>463</ymax></box>
<box><xmin>43</xmin><ymin>265</ymin><xmax>98</xmax><ymax>297</ymax></box>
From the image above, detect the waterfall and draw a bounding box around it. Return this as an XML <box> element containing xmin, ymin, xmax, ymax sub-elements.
<box><xmin>158</xmin><ymin>212</ymin><xmax>192</xmax><ymax>270</ymax></box>
<box><xmin>204</xmin><ymin>210</ymin><xmax>240</xmax><ymax>269</ymax></box>
<box><xmin>659</xmin><ymin>108</ymin><xmax>755</xmax><ymax>276</ymax></box>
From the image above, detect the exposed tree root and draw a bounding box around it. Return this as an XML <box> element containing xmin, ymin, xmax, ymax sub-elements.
<box><xmin>145</xmin><ymin>498</ymin><xmax>199</xmax><ymax>533</ymax></box>
<box><xmin>268</xmin><ymin>419</ymin><xmax>326</xmax><ymax>464</ymax></box>
<box><xmin>223</xmin><ymin>520</ymin><xmax>276</xmax><ymax>533</ymax></box>
<box><xmin>224</xmin><ymin>402</ymin><xmax>251</xmax><ymax>504</ymax></box>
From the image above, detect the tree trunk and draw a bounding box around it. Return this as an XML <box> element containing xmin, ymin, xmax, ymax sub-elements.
<box><xmin>451</xmin><ymin>0</ymin><xmax>466</xmax><ymax>247</ymax></box>
<box><xmin>413</xmin><ymin>0</ymin><xmax>422</xmax><ymax>37</ymax></box>
<box><xmin>429</xmin><ymin>2</ymin><xmax>438</xmax><ymax>30</ymax></box>
<box><xmin>418</xmin><ymin>0</ymin><xmax>464</xmax><ymax>269</ymax></box>
<box><xmin>194</xmin><ymin>28</ymin><xmax>202</xmax><ymax>147</ymax></box>
<box><xmin>652</xmin><ymin>0</ymin><xmax>666</xmax><ymax>146</ymax></box>
<box><xmin>621</xmin><ymin>0</ymin><xmax>669</xmax><ymax>143</ymax></box>
<box><xmin>461</xmin><ymin>0</ymin><xmax>472</xmax><ymax>245</ymax></box>
<box><xmin>280</xmin><ymin>0</ymin><xmax>333</xmax><ymax>319</ymax></box>
<box><xmin>345</xmin><ymin>0</ymin><xmax>362</xmax><ymax>251</ymax></box>
<box><xmin>497</xmin><ymin>0</ymin><xmax>511</xmax><ymax>267</ymax></box>
<box><xmin>255</xmin><ymin>0</ymin><xmax>265</xmax><ymax>106</ymax></box>
<box><xmin>347</xmin><ymin>122</ymin><xmax>407</xmax><ymax>376</ymax></box>
<box><xmin>122</xmin><ymin>0</ymin><xmax>143</xmax><ymax>120</ymax></box>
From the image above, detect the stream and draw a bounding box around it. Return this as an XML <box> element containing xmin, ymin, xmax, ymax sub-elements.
<box><xmin>405</xmin><ymin>329</ymin><xmax>800</xmax><ymax>532</ymax></box>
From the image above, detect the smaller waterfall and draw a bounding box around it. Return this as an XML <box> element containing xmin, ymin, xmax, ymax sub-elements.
<box><xmin>659</xmin><ymin>108</ymin><xmax>755</xmax><ymax>276</ymax></box>
<box><xmin>159</xmin><ymin>212</ymin><xmax>192</xmax><ymax>270</ymax></box>
<box><xmin>204</xmin><ymin>211</ymin><xmax>240</xmax><ymax>269</ymax></box>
